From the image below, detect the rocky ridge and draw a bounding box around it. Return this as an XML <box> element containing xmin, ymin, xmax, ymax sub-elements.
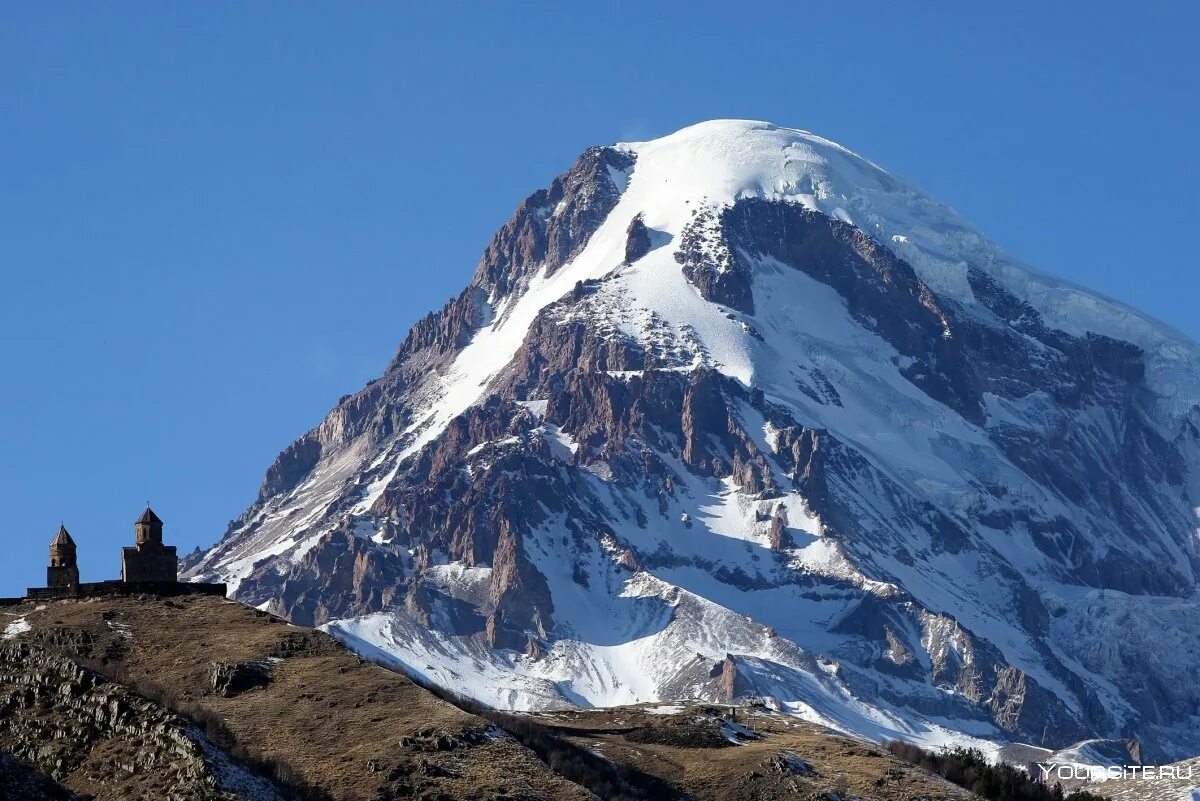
<box><xmin>0</xmin><ymin>640</ymin><xmax>284</xmax><ymax>801</ymax></box>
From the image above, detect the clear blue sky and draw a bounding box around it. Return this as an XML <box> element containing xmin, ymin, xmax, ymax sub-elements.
<box><xmin>1</xmin><ymin>2</ymin><xmax>1197</xmax><ymax>595</ymax></box>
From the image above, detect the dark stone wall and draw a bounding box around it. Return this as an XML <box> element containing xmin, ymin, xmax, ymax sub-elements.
<box><xmin>15</xmin><ymin>581</ymin><xmax>226</xmax><ymax>603</ymax></box>
<box><xmin>46</xmin><ymin>565</ymin><xmax>79</xmax><ymax>590</ymax></box>
<box><xmin>121</xmin><ymin>544</ymin><xmax>178</xmax><ymax>583</ymax></box>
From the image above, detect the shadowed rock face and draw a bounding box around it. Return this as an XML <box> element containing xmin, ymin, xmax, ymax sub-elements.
<box><xmin>624</xmin><ymin>214</ymin><xmax>652</xmax><ymax>265</ymax></box>
<box><xmin>211</xmin><ymin>660</ymin><xmax>271</xmax><ymax>697</ymax></box>
<box><xmin>0</xmin><ymin>642</ymin><xmax>285</xmax><ymax>801</ymax></box>
<box><xmin>187</xmin><ymin>134</ymin><xmax>1200</xmax><ymax>762</ymax></box>
<box><xmin>0</xmin><ymin>754</ymin><xmax>76</xmax><ymax>801</ymax></box>
<box><xmin>676</xmin><ymin>205</ymin><xmax>756</xmax><ymax>315</ymax></box>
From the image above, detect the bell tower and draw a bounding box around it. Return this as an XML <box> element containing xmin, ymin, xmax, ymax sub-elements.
<box><xmin>47</xmin><ymin>524</ymin><xmax>80</xmax><ymax>590</ymax></box>
<box><xmin>122</xmin><ymin>506</ymin><xmax>177</xmax><ymax>583</ymax></box>
<box><xmin>134</xmin><ymin>506</ymin><xmax>163</xmax><ymax>545</ymax></box>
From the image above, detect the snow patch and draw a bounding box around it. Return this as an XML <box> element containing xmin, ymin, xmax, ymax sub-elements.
<box><xmin>2</xmin><ymin>617</ymin><xmax>30</xmax><ymax>640</ymax></box>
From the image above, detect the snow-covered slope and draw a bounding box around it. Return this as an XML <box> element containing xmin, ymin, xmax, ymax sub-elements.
<box><xmin>187</xmin><ymin>120</ymin><xmax>1200</xmax><ymax>763</ymax></box>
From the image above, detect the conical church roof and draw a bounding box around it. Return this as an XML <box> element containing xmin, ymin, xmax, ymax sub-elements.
<box><xmin>136</xmin><ymin>506</ymin><xmax>162</xmax><ymax>525</ymax></box>
<box><xmin>50</xmin><ymin>524</ymin><xmax>75</xmax><ymax>548</ymax></box>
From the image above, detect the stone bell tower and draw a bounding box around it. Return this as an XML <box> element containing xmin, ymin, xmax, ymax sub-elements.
<box><xmin>121</xmin><ymin>506</ymin><xmax>177</xmax><ymax>583</ymax></box>
<box><xmin>134</xmin><ymin>506</ymin><xmax>164</xmax><ymax>546</ymax></box>
<box><xmin>47</xmin><ymin>524</ymin><xmax>80</xmax><ymax>590</ymax></box>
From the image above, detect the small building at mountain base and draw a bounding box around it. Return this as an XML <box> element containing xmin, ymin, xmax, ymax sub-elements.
<box><xmin>2</xmin><ymin>506</ymin><xmax>225</xmax><ymax>605</ymax></box>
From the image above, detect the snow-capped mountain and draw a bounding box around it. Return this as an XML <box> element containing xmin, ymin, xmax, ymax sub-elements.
<box><xmin>186</xmin><ymin>120</ymin><xmax>1200</xmax><ymax>762</ymax></box>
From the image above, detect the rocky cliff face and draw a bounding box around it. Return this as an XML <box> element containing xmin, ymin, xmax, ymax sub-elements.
<box><xmin>186</xmin><ymin>120</ymin><xmax>1200</xmax><ymax>763</ymax></box>
<box><xmin>0</xmin><ymin>641</ymin><xmax>284</xmax><ymax>801</ymax></box>
<box><xmin>2</xmin><ymin>595</ymin><xmax>598</xmax><ymax>801</ymax></box>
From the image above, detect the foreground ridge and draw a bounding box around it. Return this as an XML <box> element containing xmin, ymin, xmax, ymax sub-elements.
<box><xmin>0</xmin><ymin>593</ymin><xmax>972</xmax><ymax>800</ymax></box>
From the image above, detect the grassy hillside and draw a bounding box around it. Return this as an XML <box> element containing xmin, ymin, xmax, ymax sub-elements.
<box><xmin>2</xmin><ymin>594</ymin><xmax>980</xmax><ymax>800</ymax></box>
<box><xmin>2</xmin><ymin>595</ymin><xmax>588</xmax><ymax>801</ymax></box>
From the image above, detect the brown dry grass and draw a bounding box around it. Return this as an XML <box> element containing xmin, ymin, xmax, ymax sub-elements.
<box><xmin>522</xmin><ymin>705</ymin><xmax>971</xmax><ymax>800</ymax></box>
<box><xmin>6</xmin><ymin>596</ymin><xmax>976</xmax><ymax>801</ymax></box>
<box><xmin>7</xmin><ymin>595</ymin><xmax>590</xmax><ymax>801</ymax></box>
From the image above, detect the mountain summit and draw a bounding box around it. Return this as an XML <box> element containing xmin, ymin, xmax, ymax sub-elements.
<box><xmin>187</xmin><ymin>120</ymin><xmax>1200</xmax><ymax>762</ymax></box>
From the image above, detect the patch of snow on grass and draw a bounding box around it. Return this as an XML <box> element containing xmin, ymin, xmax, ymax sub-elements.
<box><xmin>2</xmin><ymin>617</ymin><xmax>30</xmax><ymax>640</ymax></box>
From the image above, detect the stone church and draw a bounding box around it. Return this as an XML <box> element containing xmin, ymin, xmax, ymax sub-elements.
<box><xmin>122</xmin><ymin>506</ymin><xmax>177</xmax><ymax>583</ymax></box>
<box><xmin>4</xmin><ymin>506</ymin><xmax>225</xmax><ymax>603</ymax></box>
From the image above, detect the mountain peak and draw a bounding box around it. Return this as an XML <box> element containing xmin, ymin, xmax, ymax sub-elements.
<box><xmin>188</xmin><ymin>121</ymin><xmax>1200</xmax><ymax>763</ymax></box>
<box><xmin>613</xmin><ymin>119</ymin><xmax>1200</xmax><ymax>423</ymax></box>
<box><xmin>615</xmin><ymin>118</ymin><xmax>899</xmax><ymax>232</ymax></box>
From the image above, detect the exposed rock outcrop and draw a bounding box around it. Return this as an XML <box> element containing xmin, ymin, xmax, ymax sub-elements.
<box><xmin>624</xmin><ymin>213</ymin><xmax>652</xmax><ymax>264</ymax></box>
<box><xmin>210</xmin><ymin>660</ymin><xmax>271</xmax><ymax>697</ymax></box>
<box><xmin>0</xmin><ymin>642</ymin><xmax>284</xmax><ymax>801</ymax></box>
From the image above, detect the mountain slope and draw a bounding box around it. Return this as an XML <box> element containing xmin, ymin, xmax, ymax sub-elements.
<box><xmin>3</xmin><ymin>595</ymin><xmax>979</xmax><ymax>801</ymax></box>
<box><xmin>186</xmin><ymin>120</ymin><xmax>1200</xmax><ymax>762</ymax></box>
<box><xmin>2</xmin><ymin>595</ymin><xmax>592</xmax><ymax>801</ymax></box>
